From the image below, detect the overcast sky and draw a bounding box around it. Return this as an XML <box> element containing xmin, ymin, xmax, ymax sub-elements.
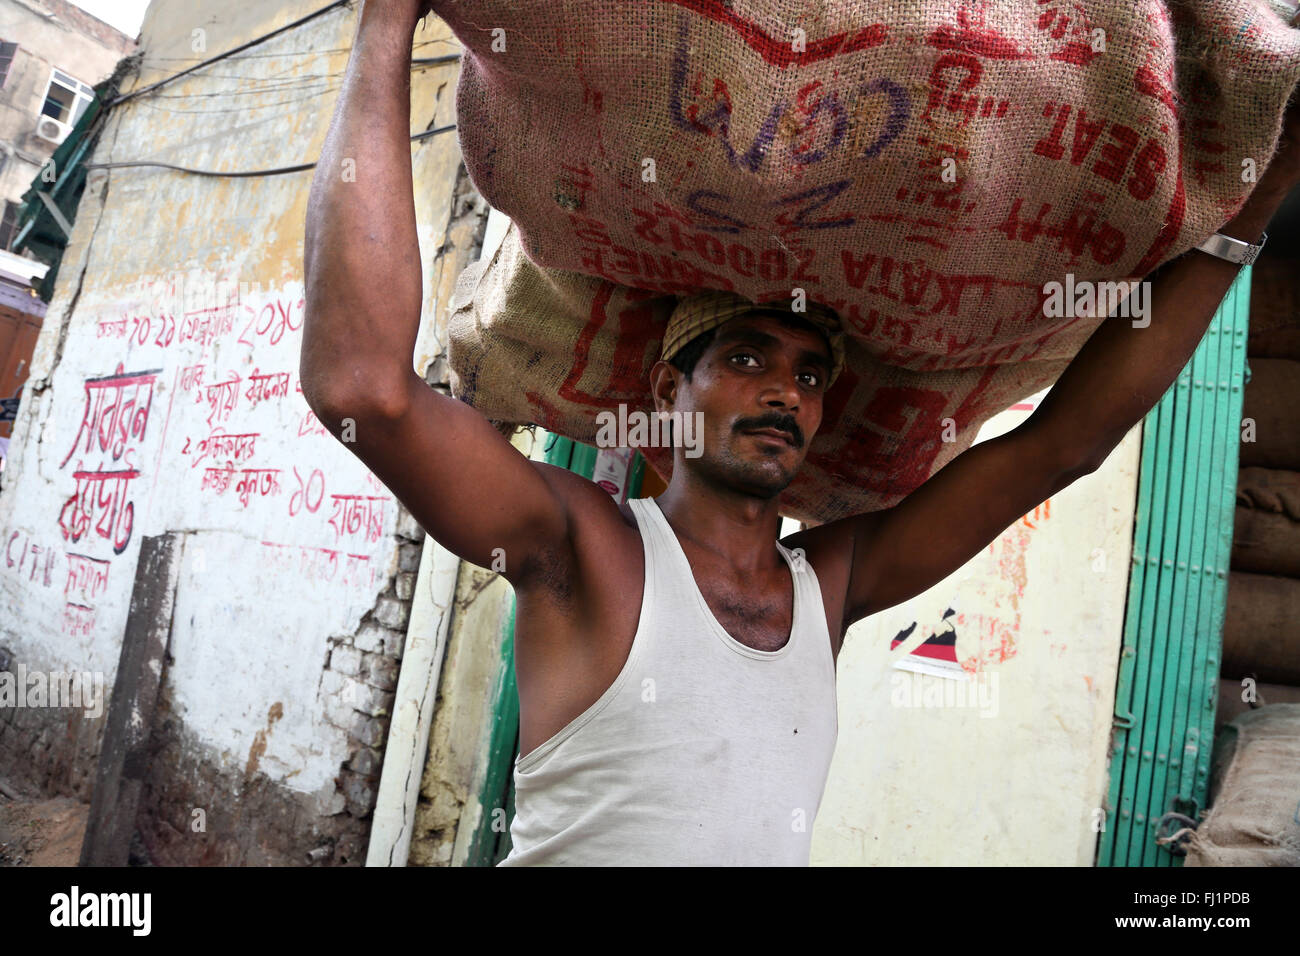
<box><xmin>67</xmin><ymin>0</ymin><xmax>151</xmax><ymax>38</ymax></box>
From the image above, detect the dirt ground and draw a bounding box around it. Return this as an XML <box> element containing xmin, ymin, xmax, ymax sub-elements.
<box><xmin>0</xmin><ymin>779</ymin><xmax>88</xmax><ymax>867</ymax></box>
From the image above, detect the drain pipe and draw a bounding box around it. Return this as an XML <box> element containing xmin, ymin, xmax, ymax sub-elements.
<box><xmin>366</xmin><ymin>535</ymin><xmax>460</xmax><ymax>866</ymax></box>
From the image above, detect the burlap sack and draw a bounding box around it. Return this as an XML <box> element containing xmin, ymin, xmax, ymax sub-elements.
<box><xmin>438</xmin><ymin>0</ymin><xmax>1300</xmax><ymax>523</ymax></box>
<box><xmin>1216</xmin><ymin>677</ymin><xmax>1300</xmax><ymax>730</ymax></box>
<box><xmin>1233</xmin><ymin>504</ymin><xmax>1300</xmax><ymax>575</ymax></box>
<box><xmin>1185</xmin><ymin>704</ymin><xmax>1300</xmax><ymax>866</ymax></box>
<box><xmin>1233</xmin><ymin>466</ymin><xmax>1300</xmax><ymax>576</ymax></box>
<box><xmin>1248</xmin><ymin>256</ymin><xmax>1300</xmax><ymax>360</ymax></box>
<box><xmin>1240</xmin><ymin>359</ymin><xmax>1300</xmax><ymax>471</ymax></box>
<box><xmin>1222</xmin><ymin>570</ymin><xmax>1300</xmax><ymax>684</ymax></box>
<box><xmin>1237</xmin><ymin>465</ymin><xmax>1300</xmax><ymax>519</ymax></box>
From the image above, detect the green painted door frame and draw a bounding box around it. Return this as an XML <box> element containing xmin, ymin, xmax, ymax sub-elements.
<box><xmin>1098</xmin><ymin>265</ymin><xmax>1252</xmax><ymax>866</ymax></box>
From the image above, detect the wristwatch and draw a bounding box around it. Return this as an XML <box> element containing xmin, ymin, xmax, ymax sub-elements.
<box><xmin>1193</xmin><ymin>231</ymin><xmax>1267</xmax><ymax>266</ymax></box>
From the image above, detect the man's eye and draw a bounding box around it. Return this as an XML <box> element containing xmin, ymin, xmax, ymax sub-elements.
<box><xmin>729</xmin><ymin>352</ymin><xmax>760</xmax><ymax>367</ymax></box>
<box><xmin>799</xmin><ymin>371</ymin><xmax>821</xmax><ymax>388</ymax></box>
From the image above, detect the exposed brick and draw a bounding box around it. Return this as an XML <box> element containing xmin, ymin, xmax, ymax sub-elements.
<box><xmin>321</xmin><ymin>693</ymin><xmax>355</xmax><ymax>730</ymax></box>
<box><xmin>395</xmin><ymin>508</ymin><xmax>425</xmax><ymax>543</ymax></box>
<box><xmin>352</xmin><ymin>623</ymin><xmax>389</xmax><ymax>654</ymax></box>
<box><xmin>339</xmin><ymin>770</ymin><xmax>377</xmax><ymax>816</ymax></box>
<box><xmin>375</xmin><ymin>596</ymin><xmax>410</xmax><ymax>631</ymax></box>
<box><xmin>319</xmin><ymin>669</ymin><xmax>346</xmax><ymax>699</ymax></box>
<box><xmin>395</xmin><ymin>571</ymin><xmax>416</xmax><ymax>602</ymax></box>
<box><xmin>328</xmin><ymin>645</ymin><xmax>363</xmax><ymax>679</ymax></box>
<box><xmin>321</xmin><ymin>789</ymin><xmax>347</xmax><ymax>817</ymax></box>
<box><xmin>384</xmin><ymin>628</ymin><xmax>407</xmax><ymax>661</ymax></box>
<box><xmin>362</xmin><ymin>653</ymin><xmax>399</xmax><ymax>692</ymax></box>
<box><xmin>321</xmin><ymin>670</ymin><xmax>392</xmax><ymax>718</ymax></box>
<box><xmin>349</xmin><ymin>680</ymin><xmax>394</xmax><ymax>718</ymax></box>
<box><xmin>351</xmin><ymin>714</ymin><xmax>386</xmax><ymax>749</ymax></box>
<box><xmin>347</xmin><ymin>746</ymin><xmax>380</xmax><ymax>777</ymax></box>
<box><xmin>133</xmin><ymin>714</ymin><xmax>371</xmax><ymax>866</ymax></box>
<box><xmin>398</xmin><ymin>542</ymin><xmax>422</xmax><ymax>572</ymax></box>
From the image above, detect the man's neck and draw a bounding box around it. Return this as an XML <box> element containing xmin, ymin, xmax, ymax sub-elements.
<box><xmin>653</xmin><ymin>474</ymin><xmax>786</xmax><ymax>572</ymax></box>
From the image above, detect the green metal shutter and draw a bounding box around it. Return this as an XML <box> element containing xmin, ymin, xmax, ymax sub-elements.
<box><xmin>1098</xmin><ymin>264</ymin><xmax>1252</xmax><ymax>866</ymax></box>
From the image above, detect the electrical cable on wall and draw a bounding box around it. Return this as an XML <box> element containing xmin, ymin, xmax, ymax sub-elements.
<box><xmin>88</xmin><ymin>0</ymin><xmax>466</xmax><ymax>177</ymax></box>
<box><xmin>110</xmin><ymin>0</ymin><xmax>353</xmax><ymax>107</ymax></box>
<box><xmin>83</xmin><ymin>124</ymin><xmax>457</xmax><ymax>179</ymax></box>
<box><xmin>116</xmin><ymin>3</ymin><xmax>461</xmax><ymax>108</ymax></box>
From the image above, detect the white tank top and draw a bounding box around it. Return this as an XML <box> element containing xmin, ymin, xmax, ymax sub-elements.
<box><xmin>497</xmin><ymin>495</ymin><xmax>838</xmax><ymax>866</ymax></box>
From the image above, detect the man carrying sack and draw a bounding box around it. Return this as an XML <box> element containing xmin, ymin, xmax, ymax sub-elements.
<box><xmin>302</xmin><ymin>0</ymin><xmax>1300</xmax><ymax>864</ymax></box>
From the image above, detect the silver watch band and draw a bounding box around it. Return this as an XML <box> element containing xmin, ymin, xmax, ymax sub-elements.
<box><xmin>1194</xmin><ymin>231</ymin><xmax>1267</xmax><ymax>266</ymax></box>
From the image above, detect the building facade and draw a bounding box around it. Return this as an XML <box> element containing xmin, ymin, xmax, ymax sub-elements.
<box><xmin>0</xmin><ymin>0</ymin><xmax>133</xmax><ymax>251</ymax></box>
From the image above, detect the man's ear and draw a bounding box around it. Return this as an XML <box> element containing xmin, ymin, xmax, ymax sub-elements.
<box><xmin>649</xmin><ymin>359</ymin><xmax>679</xmax><ymax>413</ymax></box>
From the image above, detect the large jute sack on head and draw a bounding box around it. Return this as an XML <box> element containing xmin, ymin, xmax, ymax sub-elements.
<box><xmin>438</xmin><ymin>0</ymin><xmax>1300</xmax><ymax>523</ymax></box>
<box><xmin>1185</xmin><ymin>704</ymin><xmax>1300</xmax><ymax>866</ymax></box>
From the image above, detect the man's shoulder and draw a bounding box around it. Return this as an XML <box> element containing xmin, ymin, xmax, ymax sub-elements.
<box><xmin>528</xmin><ymin>459</ymin><xmax>640</xmax><ymax>532</ymax></box>
<box><xmin>515</xmin><ymin>459</ymin><xmax>641</xmax><ymax>587</ymax></box>
<box><xmin>779</xmin><ymin>509</ymin><xmax>883</xmax><ymax>643</ymax></box>
<box><xmin>779</xmin><ymin>511</ymin><xmax>860</xmax><ymax>575</ymax></box>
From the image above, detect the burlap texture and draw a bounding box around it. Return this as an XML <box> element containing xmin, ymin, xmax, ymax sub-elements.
<box><xmin>1240</xmin><ymin>359</ymin><xmax>1300</xmax><ymax>471</ymax></box>
<box><xmin>1222</xmin><ymin>570</ymin><xmax>1300</xmax><ymax>684</ymax></box>
<box><xmin>1185</xmin><ymin>704</ymin><xmax>1300</xmax><ymax>866</ymax></box>
<box><xmin>1237</xmin><ymin>465</ymin><xmax>1300</xmax><ymax>520</ymax></box>
<box><xmin>1233</xmin><ymin>466</ymin><xmax>1300</xmax><ymax>576</ymax></box>
<box><xmin>438</xmin><ymin>0</ymin><xmax>1300</xmax><ymax>523</ymax></box>
<box><xmin>1233</xmin><ymin>503</ymin><xmax>1300</xmax><ymax>575</ymax></box>
<box><xmin>1248</xmin><ymin>255</ymin><xmax>1300</xmax><ymax>360</ymax></box>
<box><xmin>1216</xmin><ymin>678</ymin><xmax>1300</xmax><ymax>730</ymax></box>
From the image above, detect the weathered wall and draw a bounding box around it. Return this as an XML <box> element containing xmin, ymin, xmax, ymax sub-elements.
<box><xmin>811</xmin><ymin>394</ymin><xmax>1139</xmax><ymax>865</ymax></box>
<box><xmin>407</xmin><ymin>211</ymin><xmax>529</xmax><ymax>867</ymax></box>
<box><xmin>0</xmin><ymin>0</ymin><xmax>134</xmax><ymax>205</ymax></box>
<box><xmin>0</xmin><ymin>0</ymin><xmax>488</xmax><ymax>864</ymax></box>
<box><xmin>408</xmin><ymin>538</ymin><xmax>514</xmax><ymax>866</ymax></box>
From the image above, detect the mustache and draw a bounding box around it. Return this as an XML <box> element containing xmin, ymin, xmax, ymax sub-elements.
<box><xmin>734</xmin><ymin>412</ymin><xmax>804</xmax><ymax>449</ymax></box>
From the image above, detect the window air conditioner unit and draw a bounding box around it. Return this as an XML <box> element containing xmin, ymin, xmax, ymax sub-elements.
<box><xmin>36</xmin><ymin>116</ymin><xmax>70</xmax><ymax>145</ymax></box>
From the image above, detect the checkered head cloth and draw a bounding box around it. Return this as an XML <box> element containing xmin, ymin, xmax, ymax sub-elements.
<box><xmin>660</xmin><ymin>290</ymin><xmax>846</xmax><ymax>387</ymax></box>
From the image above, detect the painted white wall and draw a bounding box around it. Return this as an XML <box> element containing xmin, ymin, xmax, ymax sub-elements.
<box><xmin>811</xmin><ymin>391</ymin><xmax>1140</xmax><ymax>865</ymax></box>
<box><xmin>0</xmin><ymin>2</ymin><xmax>465</xmax><ymax>815</ymax></box>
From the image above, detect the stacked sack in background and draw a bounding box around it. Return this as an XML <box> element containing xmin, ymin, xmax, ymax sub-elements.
<box><xmin>439</xmin><ymin>0</ymin><xmax>1300</xmax><ymax>524</ymax></box>
<box><xmin>1185</xmin><ymin>705</ymin><xmax>1300</xmax><ymax>865</ymax></box>
<box><xmin>1213</xmin><ymin>249</ymin><xmax>1300</xmax><ymax>746</ymax></box>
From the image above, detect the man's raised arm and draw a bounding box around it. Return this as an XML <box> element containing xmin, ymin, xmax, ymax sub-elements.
<box><xmin>835</xmin><ymin>106</ymin><xmax>1300</xmax><ymax>625</ymax></box>
<box><xmin>300</xmin><ymin>0</ymin><xmax>569</xmax><ymax>581</ymax></box>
